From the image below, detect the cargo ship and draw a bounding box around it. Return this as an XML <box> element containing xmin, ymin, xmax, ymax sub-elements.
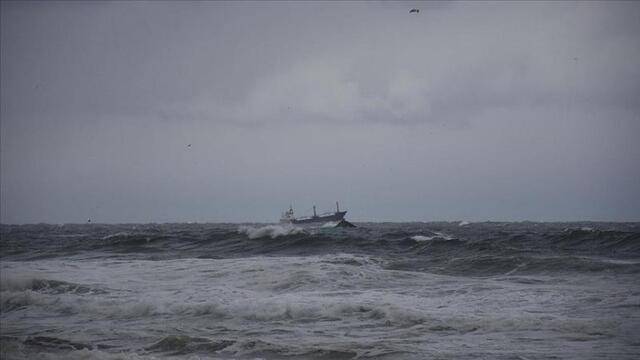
<box><xmin>280</xmin><ymin>202</ymin><xmax>347</xmax><ymax>224</ymax></box>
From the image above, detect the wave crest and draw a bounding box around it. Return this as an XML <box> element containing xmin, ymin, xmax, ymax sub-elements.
<box><xmin>146</xmin><ymin>335</ymin><xmax>234</xmax><ymax>355</ymax></box>
<box><xmin>0</xmin><ymin>275</ymin><xmax>107</xmax><ymax>295</ymax></box>
<box><xmin>238</xmin><ymin>224</ymin><xmax>305</xmax><ymax>239</ymax></box>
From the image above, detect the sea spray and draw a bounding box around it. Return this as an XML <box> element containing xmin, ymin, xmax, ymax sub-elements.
<box><xmin>237</xmin><ymin>224</ymin><xmax>305</xmax><ymax>239</ymax></box>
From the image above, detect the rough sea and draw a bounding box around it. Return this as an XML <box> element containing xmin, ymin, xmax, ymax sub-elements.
<box><xmin>1</xmin><ymin>222</ymin><xmax>639</xmax><ymax>359</ymax></box>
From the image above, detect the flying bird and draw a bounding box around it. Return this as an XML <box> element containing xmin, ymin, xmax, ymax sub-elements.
<box><xmin>187</xmin><ymin>144</ymin><xmax>192</xmax><ymax>148</ymax></box>
<box><xmin>409</xmin><ymin>8</ymin><xmax>420</xmax><ymax>14</ymax></box>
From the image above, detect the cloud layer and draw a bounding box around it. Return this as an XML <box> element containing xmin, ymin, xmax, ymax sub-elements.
<box><xmin>2</xmin><ymin>1</ymin><xmax>639</xmax><ymax>223</ymax></box>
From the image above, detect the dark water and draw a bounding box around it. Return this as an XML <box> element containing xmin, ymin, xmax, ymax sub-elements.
<box><xmin>1</xmin><ymin>222</ymin><xmax>639</xmax><ymax>359</ymax></box>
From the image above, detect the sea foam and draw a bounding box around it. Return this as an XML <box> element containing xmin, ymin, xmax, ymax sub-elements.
<box><xmin>237</xmin><ymin>224</ymin><xmax>305</xmax><ymax>239</ymax></box>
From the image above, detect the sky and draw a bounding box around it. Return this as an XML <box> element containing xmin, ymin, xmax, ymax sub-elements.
<box><xmin>1</xmin><ymin>1</ymin><xmax>639</xmax><ymax>223</ymax></box>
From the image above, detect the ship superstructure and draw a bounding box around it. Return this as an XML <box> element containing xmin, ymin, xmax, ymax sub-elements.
<box><xmin>280</xmin><ymin>202</ymin><xmax>347</xmax><ymax>224</ymax></box>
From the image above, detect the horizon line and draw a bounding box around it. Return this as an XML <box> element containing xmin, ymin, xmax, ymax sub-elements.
<box><xmin>2</xmin><ymin>219</ymin><xmax>639</xmax><ymax>226</ymax></box>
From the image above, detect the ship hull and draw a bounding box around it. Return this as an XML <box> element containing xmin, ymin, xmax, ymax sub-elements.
<box><xmin>285</xmin><ymin>211</ymin><xmax>347</xmax><ymax>224</ymax></box>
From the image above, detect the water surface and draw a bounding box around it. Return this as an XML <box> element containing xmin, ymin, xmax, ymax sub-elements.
<box><xmin>1</xmin><ymin>222</ymin><xmax>639</xmax><ymax>359</ymax></box>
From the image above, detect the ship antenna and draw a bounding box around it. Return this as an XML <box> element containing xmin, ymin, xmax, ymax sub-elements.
<box><xmin>313</xmin><ymin>205</ymin><xmax>317</xmax><ymax>217</ymax></box>
<box><xmin>336</xmin><ymin>201</ymin><xmax>340</xmax><ymax>212</ymax></box>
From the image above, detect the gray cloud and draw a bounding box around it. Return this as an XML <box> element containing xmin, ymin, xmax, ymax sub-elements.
<box><xmin>2</xmin><ymin>1</ymin><xmax>639</xmax><ymax>223</ymax></box>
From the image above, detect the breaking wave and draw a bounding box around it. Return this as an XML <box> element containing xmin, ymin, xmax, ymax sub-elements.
<box><xmin>411</xmin><ymin>232</ymin><xmax>455</xmax><ymax>242</ymax></box>
<box><xmin>2</xmin><ymin>221</ymin><xmax>639</xmax><ymax>359</ymax></box>
<box><xmin>0</xmin><ymin>276</ymin><xmax>106</xmax><ymax>294</ymax></box>
<box><xmin>410</xmin><ymin>235</ymin><xmax>434</xmax><ymax>241</ymax></box>
<box><xmin>2</xmin><ymin>222</ymin><xmax>639</xmax><ymax>276</ymax></box>
<box><xmin>237</xmin><ymin>224</ymin><xmax>305</xmax><ymax>239</ymax></box>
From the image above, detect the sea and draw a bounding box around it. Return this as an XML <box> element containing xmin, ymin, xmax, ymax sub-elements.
<box><xmin>1</xmin><ymin>221</ymin><xmax>639</xmax><ymax>359</ymax></box>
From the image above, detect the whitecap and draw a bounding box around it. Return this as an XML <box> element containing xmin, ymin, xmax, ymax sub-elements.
<box><xmin>433</xmin><ymin>231</ymin><xmax>455</xmax><ymax>240</ymax></box>
<box><xmin>237</xmin><ymin>224</ymin><xmax>305</xmax><ymax>239</ymax></box>
<box><xmin>411</xmin><ymin>235</ymin><xmax>435</xmax><ymax>242</ymax></box>
<box><xmin>321</xmin><ymin>221</ymin><xmax>339</xmax><ymax>228</ymax></box>
<box><xmin>411</xmin><ymin>232</ymin><xmax>454</xmax><ymax>241</ymax></box>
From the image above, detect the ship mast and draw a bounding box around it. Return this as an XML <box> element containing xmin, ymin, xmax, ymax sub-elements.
<box><xmin>313</xmin><ymin>205</ymin><xmax>317</xmax><ymax>217</ymax></box>
<box><xmin>336</xmin><ymin>201</ymin><xmax>340</xmax><ymax>212</ymax></box>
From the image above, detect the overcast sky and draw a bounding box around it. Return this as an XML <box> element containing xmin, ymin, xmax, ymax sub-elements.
<box><xmin>1</xmin><ymin>1</ymin><xmax>639</xmax><ymax>223</ymax></box>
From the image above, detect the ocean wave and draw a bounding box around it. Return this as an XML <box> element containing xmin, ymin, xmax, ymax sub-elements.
<box><xmin>100</xmin><ymin>232</ymin><xmax>169</xmax><ymax>248</ymax></box>
<box><xmin>411</xmin><ymin>231</ymin><xmax>455</xmax><ymax>242</ymax></box>
<box><xmin>0</xmin><ymin>273</ymin><xmax>153</xmax><ymax>317</ymax></box>
<box><xmin>1</xmin><ymin>272</ymin><xmax>428</xmax><ymax>326</ymax></box>
<box><xmin>2</xmin><ymin>222</ymin><xmax>639</xmax><ymax>270</ymax></box>
<box><xmin>0</xmin><ymin>338</ymin><xmax>152</xmax><ymax>360</ymax></box>
<box><xmin>2</xmin><ymin>246</ymin><xmax>636</xmax><ymax>360</ymax></box>
<box><xmin>388</xmin><ymin>253</ymin><xmax>640</xmax><ymax>276</ymax></box>
<box><xmin>410</xmin><ymin>235</ymin><xmax>435</xmax><ymax>242</ymax></box>
<box><xmin>22</xmin><ymin>336</ymin><xmax>95</xmax><ymax>351</ymax></box>
<box><xmin>158</xmin><ymin>294</ymin><xmax>622</xmax><ymax>339</ymax></box>
<box><xmin>321</xmin><ymin>254</ymin><xmax>382</xmax><ymax>267</ymax></box>
<box><xmin>1</xmin><ymin>288</ymin><xmax>157</xmax><ymax>318</ymax></box>
<box><xmin>146</xmin><ymin>335</ymin><xmax>234</xmax><ymax>355</ymax></box>
<box><xmin>1</xmin><ymin>289</ymin><xmax>48</xmax><ymax>312</ymax></box>
<box><xmin>163</xmin><ymin>294</ymin><xmax>429</xmax><ymax>327</ymax></box>
<box><xmin>226</xmin><ymin>338</ymin><xmax>359</xmax><ymax>359</ymax></box>
<box><xmin>321</xmin><ymin>221</ymin><xmax>340</xmax><ymax>228</ymax></box>
<box><xmin>0</xmin><ymin>275</ymin><xmax>107</xmax><ymax>295</ymax></box>
<box><xmin>237</xmin><ymin>224</ymin><xmax>305</xmax><ymax>239</ymax></box>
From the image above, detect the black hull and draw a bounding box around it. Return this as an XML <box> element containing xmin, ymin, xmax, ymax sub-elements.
<box><xmin>289</xmin><ymin>211</ymin><xmax>347</xmax><ymax>224</ymax></box>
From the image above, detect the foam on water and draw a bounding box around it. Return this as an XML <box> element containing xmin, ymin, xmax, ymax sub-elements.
<box><xmin>410</xmin><ymin>235</ymin><xmax>435</xmax><ymax>241</ymax></box>
<box><xmin>2</xmin><ymin>222</ymin><xmax>640</xmax><ymax>359</ymax></box>
<box><xmin>237</xmin><ymin>224</ymin><xmax>305</xmax><ymax>239</ymax></box>
<box><xmin>321</xmin><ymin>221</ymin><xmax>339</xmax><ymax>228</ymax></box>
<box><xmin>411</xmin><ymin>231</ymin><xmax>454</xmax><ymax>242</ymax></box>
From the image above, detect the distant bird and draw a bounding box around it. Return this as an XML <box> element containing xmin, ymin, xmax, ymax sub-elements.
<box><xmin>87</xmin><ymin>218</ymin><xmax>91</xmax><ymax>223</ymax></box>
<box><xmin>187</xmin><ymin>144</ymin><xmax>192</xmax><ymax>148</ymax></box>
<box><xmin>409</xmin><ymin>8</ymin><xmax>420</xmax><ymax>14</ymax></box>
